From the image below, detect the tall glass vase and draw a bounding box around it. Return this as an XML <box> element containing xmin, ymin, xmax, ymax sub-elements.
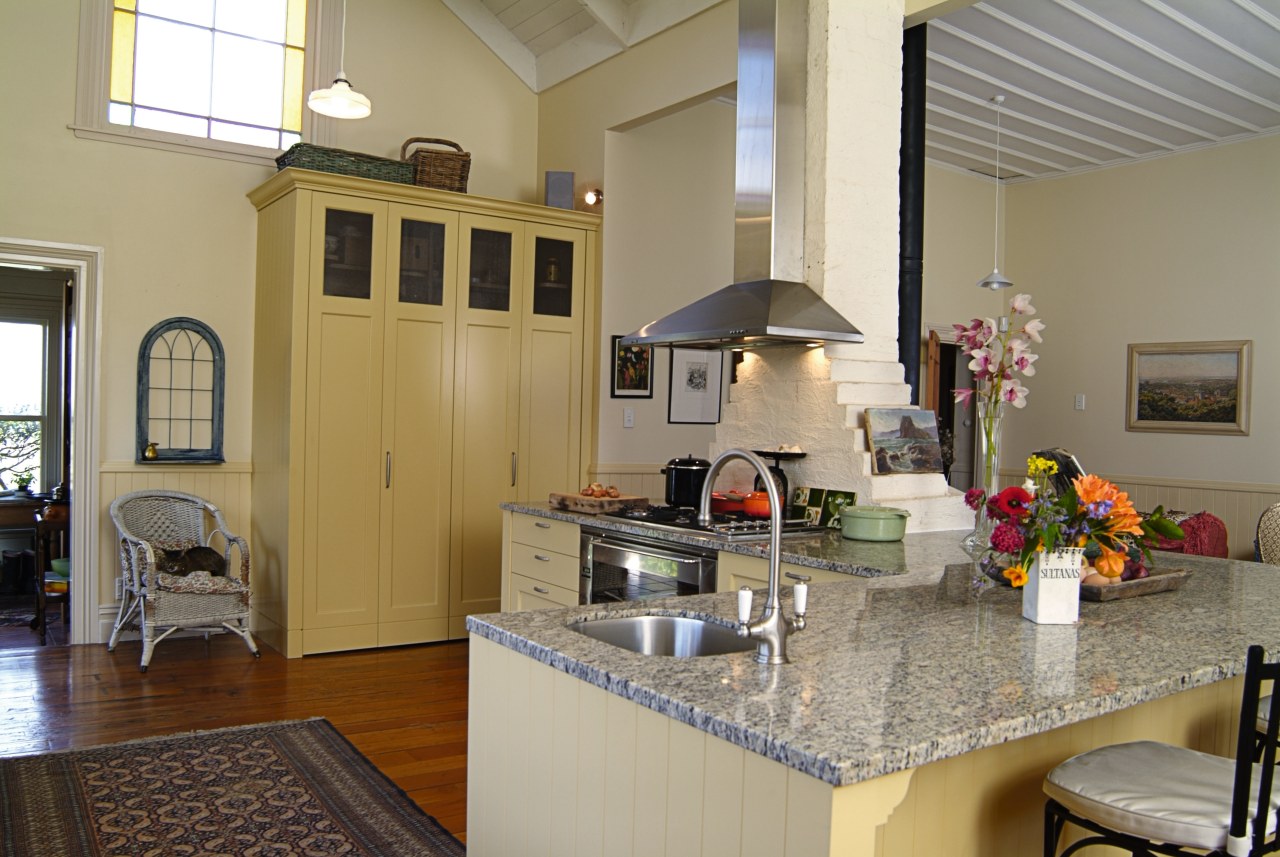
<box><xmin>962</xmin><ymin>400</ymin><xmax>1004</xmax><ymax>557</ymax></box>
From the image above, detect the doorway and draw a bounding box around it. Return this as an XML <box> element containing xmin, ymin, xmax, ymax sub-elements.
<box><xmin>925</xmin><ymin>330</ymin><xmax>976</xmax><ymax>491</ymax></box>
<box><xmin>0</xmin><ymin>237</ymin><xmax>103</xmax><ymax>648</ymax></box>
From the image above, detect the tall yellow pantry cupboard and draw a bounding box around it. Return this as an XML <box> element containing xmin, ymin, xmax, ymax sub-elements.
<box><xmin>248</xmin><ymin>170</ymin><xmax>599</xmax><ymax>656</ymax></box>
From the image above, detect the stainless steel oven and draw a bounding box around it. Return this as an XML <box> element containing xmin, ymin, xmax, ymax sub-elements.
<box><xmin>579</xmin><ymin>527</ymin><xmax>717</xmax><ymax>604</ymax></box>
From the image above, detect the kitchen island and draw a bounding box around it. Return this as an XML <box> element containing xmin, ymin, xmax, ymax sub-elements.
<box><xmin>468</xmin><ymin>543</ymin><xmax>1278</xmax><ymax>856</ymax></box>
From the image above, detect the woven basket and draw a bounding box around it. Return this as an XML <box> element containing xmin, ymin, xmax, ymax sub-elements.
<box><xmin>401</xmin><ymin>138</ymin><xmax>471</xmax><ymax>193</ymax></box>
<box><xmin>276</xmin><ymin>143</ymin><xmax>414</xmax><ymax>185</ymax></box>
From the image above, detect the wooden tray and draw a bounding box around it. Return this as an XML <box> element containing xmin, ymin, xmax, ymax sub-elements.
<box><xmin>548</xmin><ymin>492</ymin><xmax>648</xmax><ymax>515</ymax></box>
<box><xmin>1081</xmin><ymin>568</ymin><xmax>1192</xmax><ymax>602</ymax></box>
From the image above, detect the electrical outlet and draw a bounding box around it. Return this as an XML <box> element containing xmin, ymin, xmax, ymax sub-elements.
<box><xmin>1074</xmin><ymin>394</ymin><xmax>1086</xmax><ymax>411</ymax></box>
<box><xmin>623</xmin><ymin>407</ymin><xmax>635</xmax><ymax>428</ymax></box>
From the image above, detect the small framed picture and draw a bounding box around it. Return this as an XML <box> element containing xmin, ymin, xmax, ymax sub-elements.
<box><xmin>610</xmin><ymin>336</ymin><xmax>653</xmax><ymax>398</ymax></box>
<box><xmin>668</xmin><ymin>348</ymin><xmax>723</xmax><ymax>424</ymax></box>
<box><xmin>1126</xmin><ymin>340</ymin><xmax>1251</xmax><ymax>435</ymax></box>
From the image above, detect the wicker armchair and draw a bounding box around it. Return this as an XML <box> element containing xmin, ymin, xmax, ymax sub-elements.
<box><xmin>108</xmin><ymin>490</ymin><xmax>259</xmax><ymax>672</ymax></box>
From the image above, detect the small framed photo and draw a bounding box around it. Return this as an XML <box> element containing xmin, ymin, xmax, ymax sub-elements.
<box><xmin>610</xmin><ymin>336</ymin><xmax>653</xmax><ymax>399</ymax></box>
<box><xmin>668</xmin><ymin>348</ymin><xmax>723</xmax><ymax>424</ymax></box>
<box><xmin>1126</xmin><ymin>340</ymin><xmax>1251</xmax><ymax>435</ymax></box>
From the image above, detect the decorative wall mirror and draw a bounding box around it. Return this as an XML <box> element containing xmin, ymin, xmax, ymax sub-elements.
<box><xmin>136</xmin><ymin>317</ymin><xmax>225</xmax><ymax>463</ymax></box>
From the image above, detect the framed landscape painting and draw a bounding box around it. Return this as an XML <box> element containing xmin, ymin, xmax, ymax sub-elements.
<box><xmin>865</xmin><ymin>408</ymin><xmax>944</xmax><ymax>474</ymax></box>
<box><xmin>1126</xmin><ymin>340</ymin><xmax>1251</xmax><ymax>435</ymax></box>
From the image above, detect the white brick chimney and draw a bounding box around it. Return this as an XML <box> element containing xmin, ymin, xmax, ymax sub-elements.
<box><xmin>713</xmin><ymin>0</ymin><xmax>970</xmax><ymax>532</ymax></box>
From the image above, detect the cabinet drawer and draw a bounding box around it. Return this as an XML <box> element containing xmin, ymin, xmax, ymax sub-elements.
<box><xmin>511</xmin><ymin>514</ymin><xmax>580</xmax><ymax>556</ymax></box>
<box><xmin>509</xmin><ymin>542</ymin><xmax>581</xmax><ymax>591</ymax></box>
<box><xmin>509</xmin><ymin>572</ymin><xmax>579</xmax><ymax>611</ymax></box>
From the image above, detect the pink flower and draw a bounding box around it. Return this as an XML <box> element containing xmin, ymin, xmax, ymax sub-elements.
<box><xmin>1011</xmin><ymin>293</ymin><xmax>1036</xmax><ymax>315</ymax></box>
<box><xmin>964</xmin><ymin>488</ymin><xmax>986</xmax><ymax>510</ymax></box>
<box><xmin>967</xmin><ymin>347</ymin><xmax>998</xmax><ymax>378</ymax></box>
<box><xmin>1022</xmin><ymin>318</ymin><xmax>1045</xmax><ymax>343</ymax></box>
<box><xmin>1000</xmin><ymin>378</ymin><xmax>1030</xmax><ymax>408</ymax></box>
<box><xmin>953</xmin><ymin>387</ymin><xmax>976</xmax><ymax>407</ymax></box>
<box><xmin>1009</xmin><ymin>340</ymin><xmax>1039</xmax><ymax>376</ymax></box>
<box><xmin>991</xmin><ymin>521</ymin><xmax>1026</xmax><ymax>554</ymax></box>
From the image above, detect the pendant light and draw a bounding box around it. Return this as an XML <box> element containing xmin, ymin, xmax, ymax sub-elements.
<box><xmin>977</xmin><ymin>95</ymin><xmax>1011</xmax><ymax>290</ymax></box>
<box><xmin>308</xmin><ymin>0</ymin><xmax>372</xmax><ymax>119</ymax></box>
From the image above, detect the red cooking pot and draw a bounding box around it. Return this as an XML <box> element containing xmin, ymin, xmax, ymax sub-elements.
<box><xmin>743</xmin><ymin>492</ymin><xmax>771</xmax><ymax>518</ymax></box>
<box><xmin>710</xmin><ymin>492</ymin><xmax>746</xmax><ymax>514</ymax></box>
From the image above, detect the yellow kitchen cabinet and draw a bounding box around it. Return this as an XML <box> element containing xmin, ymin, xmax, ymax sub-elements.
<box><xmin>715</xmin><ymin>550</ymin><xmax>856</xmax><ymax>592</ymax></box>
<box><xmin>500</xmin><ymin>510</ymin><xmax>582</xmax><ymax>612</ymax></box>
<box><xmin>249</xmin><ymin>170</ymin><xmax>598</xmax><ymax>655</ymax></box>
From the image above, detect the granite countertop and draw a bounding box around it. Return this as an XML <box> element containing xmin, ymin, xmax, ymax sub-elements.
<box><xmin>469</xmin><ymin>546</ymin><xmax>1280</xmax><ymax>787</ymax></box>
<box><xmin>501</xmin><ymin>501</ymin><xmax>972</xmax><ymax>580</ymax></box>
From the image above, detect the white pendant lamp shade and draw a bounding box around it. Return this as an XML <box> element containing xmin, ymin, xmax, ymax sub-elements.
<box><xmin>308</xmin><ymin>73</ymin><xmax>371</xmax><ymax>119</ymax></box>
<box><xmin>308</xmin><ymin>0</ymin><xmax>371</xmax><ymax>119</ymax></box>
<box><xmin>978</xmin><ymin>94</ymin><xmax>1012</xmax><ymax>290</ymax></box>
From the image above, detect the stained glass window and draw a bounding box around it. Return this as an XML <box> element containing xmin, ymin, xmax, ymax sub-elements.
<box><xmin>108</xmin><ymin>0</ymin><xmax>307</xmax><ymax>152</ymax></box>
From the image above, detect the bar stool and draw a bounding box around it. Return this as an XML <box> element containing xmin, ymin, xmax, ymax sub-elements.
<box><xmin>1043</xmin><ymin>645</ymin><xmax>1280</xmax><ymax>856</ymax></box>
<box><xmin>33</xmin><ymin>513</ymin><xmax>70</xmax><ymax>645</ymax></box>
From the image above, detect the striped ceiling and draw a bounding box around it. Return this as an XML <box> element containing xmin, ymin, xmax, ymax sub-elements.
<box><xmin>444</xmin><ymin>0</ymin><xmax>1280</xmax><ymax>182</ymax></box>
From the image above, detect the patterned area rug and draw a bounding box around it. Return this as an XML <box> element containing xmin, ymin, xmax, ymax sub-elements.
<box><xmin>0</xmin><ymin>718</ymin><xmax>466</xmax><ymax>856</ymax></box>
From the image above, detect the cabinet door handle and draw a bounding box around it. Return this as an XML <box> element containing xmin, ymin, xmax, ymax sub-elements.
<box><xmin>533</xmin><ymin>554</ymin><xmax>551</xmax><ymax>562</ymax></box>
<box><xmin>511</xmin><ymin>452</ymin><xmax>517</xmax><ymax>487</ymax></box>
<box><xmin>533</xmin><ymin>586</ymin><xmax>550</xmax><ymax>594</ymax></box>
<box><xmin>386</xmin><ymin>452</ymin><xmax>392</xmax><ymax>488</ymax></box>
<box><xmin>535</xmin><ymin>522</ymin><xmax>551</xmax><ymax>529</ymax></box>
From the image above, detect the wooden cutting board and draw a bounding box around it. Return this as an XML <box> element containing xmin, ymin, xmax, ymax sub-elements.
<box><xmin>548</xmin><ymin>491</ymin><xmax>649</xmax><ymax>515</ymax></box>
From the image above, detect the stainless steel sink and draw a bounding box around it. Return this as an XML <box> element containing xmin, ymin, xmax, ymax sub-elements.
<box><xmin>567</xmin><ymin>615</ymin><xmax>755</xmax><ymax>657</ymax></box>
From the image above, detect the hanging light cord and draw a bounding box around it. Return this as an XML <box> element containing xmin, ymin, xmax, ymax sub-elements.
<box><xmin>338</xmin><ymin>0</ymin><xmax>349</xmax><ymax>78</ymax></box>
<box><xmin>992</xmin><ymin>95</ymin><xmax>1004</xmax><ymax>273</ymax></box>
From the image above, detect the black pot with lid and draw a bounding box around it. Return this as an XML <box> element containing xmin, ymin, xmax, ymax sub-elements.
<box><xmin>662</xmin><ymin>454</ymin><xmax>711</xmax><ymax>508</ymax></box>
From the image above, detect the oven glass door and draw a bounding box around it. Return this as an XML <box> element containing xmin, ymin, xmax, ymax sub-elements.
<box><xmin>587</xmin><ymin>538</ymin><xmax>707</xmax><ymax>603</ymax></box>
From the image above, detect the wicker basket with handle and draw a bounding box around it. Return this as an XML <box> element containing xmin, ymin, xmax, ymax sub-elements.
<box><xmin>401</xmin><ymin>137</ymin><xmax>471</xmax><ymax>193</ymax></box>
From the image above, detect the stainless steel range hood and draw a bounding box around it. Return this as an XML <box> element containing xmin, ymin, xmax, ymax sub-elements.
<box><xmin>622</xmin><ymin>0</ymin><xmax>863</xmax><ymax>351</ymax></box>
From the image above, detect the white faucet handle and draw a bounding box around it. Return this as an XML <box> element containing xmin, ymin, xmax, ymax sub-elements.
<box><xmin>793</xmin><ymin>582</ymin><xmax>808</xmax><ymax>616</ymax></box>
<box><xmin>737</xmin><ymin>586</ymin><xmax>754</xmax><ymax>624</ymax></box>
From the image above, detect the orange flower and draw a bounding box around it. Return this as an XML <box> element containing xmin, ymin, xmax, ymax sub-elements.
<box><xmin>1003</xmin><ymin>565</ymin><xmax>1028</xmax><ymax>588</ymax></box>
<box><xmin>1094</xmin><ymin>545</ymin><xmax>1126</xmax><ymax>578</ymax></box>
<box><xmin>1105</xmin><ymin>490</ymin><xmax>1144</xmax><ymax>536</ymax></box>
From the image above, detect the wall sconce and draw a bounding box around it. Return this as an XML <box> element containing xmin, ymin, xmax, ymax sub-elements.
<box><xmin>583</xmin><ymin>188</ymin><xmax>604</xmax><ymax>206</ymax></box>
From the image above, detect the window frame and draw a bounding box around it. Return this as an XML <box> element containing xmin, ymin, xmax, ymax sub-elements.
<box><xmin>73</xmin><ymin>0</ymin><xmax>343</xmax><ymax>166</ymax></box>
<box><xmin>0</xmin><ymin>292</ymin><xmax>65</xmax><ymax>495</ymax></box>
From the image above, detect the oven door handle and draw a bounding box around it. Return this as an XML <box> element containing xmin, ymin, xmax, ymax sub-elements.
<box><xmin>588</xmin><ymin>537</ymin><xmax>708</xmax><ymax>569</ymax></box>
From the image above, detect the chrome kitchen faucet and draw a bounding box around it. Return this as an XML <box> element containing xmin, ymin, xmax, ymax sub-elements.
<box><xmin>698</xmin><ymin>449</ymin><xmax>807</xmax><ymax>665</ymax></box>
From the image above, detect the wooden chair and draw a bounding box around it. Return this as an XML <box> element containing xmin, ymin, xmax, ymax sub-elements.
<box><xmin>1044</xmin><ymin>644</ymin><xmax>1280</xmax><ymax>856</ymax></box>
<box><xmin>33</xmin><ymin>513</ymin><xmax>70</xmax><ymax>646</ymax></box>
<box><xmin>108</xmin><ymin>490</ymin><xmax>259</xmax><ymax>672</ymax></box>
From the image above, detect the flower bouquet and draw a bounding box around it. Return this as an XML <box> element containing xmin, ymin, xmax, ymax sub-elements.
<box><xmin>968</xmin><ymin>455</ymin><xmax>1184</xmax><ymax>588</ymax></box>
<box><xmin>954</xmin><ymin>294</ymin><xmax>1044</xmax><ymax>555</ymax></box>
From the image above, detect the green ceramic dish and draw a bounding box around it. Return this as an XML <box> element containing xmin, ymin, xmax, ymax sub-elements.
<box><xmin>840</xmin><ymin>506</ymin><xmax>910</xmax><ymax>541</ymax></box>
<box><xmin>50</xmin><ymin>557</ymin><xmax>70</xmax><ymax>578</ymax></box>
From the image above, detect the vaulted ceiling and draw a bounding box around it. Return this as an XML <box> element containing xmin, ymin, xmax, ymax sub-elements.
<box><xmin>444</xmin><ymin>0</ymin><xmax>1280</xmax><ymax>182</ymax></box>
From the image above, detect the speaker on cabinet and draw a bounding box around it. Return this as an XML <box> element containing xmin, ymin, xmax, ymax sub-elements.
<box><xmin>545</xmin><ymin>171</ymin><xmax>574</xmax><ymax>209</ymax></box>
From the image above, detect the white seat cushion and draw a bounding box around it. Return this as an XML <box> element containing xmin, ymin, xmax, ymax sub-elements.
<box><xmin>153</xmin><ymin>570</ymin><xmax>247</xmax><ymax>595</ymax></box>
<box><xmin>1045</xmin><ymin>740</ymin><xmax>1280</xmax><ymax>851</ymax></box>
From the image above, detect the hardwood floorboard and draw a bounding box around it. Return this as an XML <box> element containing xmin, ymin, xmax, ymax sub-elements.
<box><xmin>0</xmin><ymin>634</ymin><xmax>472</xmax><ymax>843</ymax></box>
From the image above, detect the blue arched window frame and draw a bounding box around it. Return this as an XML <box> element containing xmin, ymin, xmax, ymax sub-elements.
<box><xmin>136</xmin><ymin>317</ymin><xmax>225</xmax><ymax>463</ymax></box>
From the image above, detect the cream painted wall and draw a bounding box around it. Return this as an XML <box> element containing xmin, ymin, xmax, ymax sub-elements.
<box><xmin>598</xmin><ymin>99</ymin><xmax>735</xmax><ymax>465</ymax></box>
<box><xmin>1004</xmin><ymin>135</ymin><xmax>1280</xmax><ymax>487</ymax></box>
<box><xmin>0</xmin><ymin>0</ymin><xmax>537</xmax><ymax>469</ymax></box>
<box><xmin>537</xmin><ymin>1</ymin><xmax>737</xmax><ymax>210</ymax></box>
<box><xmin>330</xmin><ymin>0</ymin><xmax>539</xmax><ymax>202</ymax></box>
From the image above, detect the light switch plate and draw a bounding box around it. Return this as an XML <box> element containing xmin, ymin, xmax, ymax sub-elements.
<box><xmin>1074</xmin><ymin>394</ymin><xmax>1086</xmax><ymax>411</ymax></box>
<box><xmin>624</xmin><ymin>407</ymin><xmax>634</xmax><ymax>428</ymax></box>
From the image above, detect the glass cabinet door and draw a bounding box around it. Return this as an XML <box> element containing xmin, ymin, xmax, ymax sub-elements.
<box><xmin>531</xmin><ymin>236</ymin><xmax>574</xmax><ymax>317</ymax></box>
<box><xmin>467</xmin><ymin>227</ymin><xmax>513</xmax><ymax>311</ymax></box>
<box><xmin>322</xmin><ymin>208</ymin><xmax>375</xmax><ymax>299</ymax></box>
<box><xmin>398</xmin><ymin>217</ymin><xmax>447</xmax><ymax>306</ymax></box>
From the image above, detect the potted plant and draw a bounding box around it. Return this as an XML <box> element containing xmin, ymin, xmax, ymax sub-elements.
<box><xmin>12</xmin><ymin>472</ymin><xmax>34</xmax><ymax>494</ymax></box>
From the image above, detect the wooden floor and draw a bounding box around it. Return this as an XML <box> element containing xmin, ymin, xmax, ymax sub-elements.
<box><xmin>0</xmin><ymin>632</ymin><xmax>471</xmax><ymax>842</ymax></box>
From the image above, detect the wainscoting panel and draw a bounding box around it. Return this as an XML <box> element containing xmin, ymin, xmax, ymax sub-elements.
<box><xmin>589</xmin><ymin>463</ymin><xmax>666</xmax><ymax>504</ymax></box>
<box><xmin>95</xmin><ymin>462</ymin><xmax>253</xmax><ymax>641</ymax></box>
<box><xmin>998</xmin><ymin>467</ymin><xmax>1279</xmax><ymax>562</ymax></box>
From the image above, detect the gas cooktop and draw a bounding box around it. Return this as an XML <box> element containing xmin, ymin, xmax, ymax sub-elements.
<box><xmin>600</xmin><ymin>505</ymin><xmax>827</xmax><ymax>542</ymax></box>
